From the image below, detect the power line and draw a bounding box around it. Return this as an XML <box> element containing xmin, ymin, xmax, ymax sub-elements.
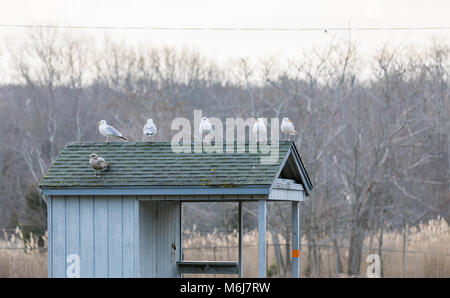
<box><xmin>0</xmin><ymin>24</ymin><xmax>450</xmax><ymax>31</ymax></box>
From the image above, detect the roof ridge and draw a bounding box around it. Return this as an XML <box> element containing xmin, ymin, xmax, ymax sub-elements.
<box><xmin>65</xmin><ymin>141</ymin><xmax>296</xmax><ymax>145</ymax></box>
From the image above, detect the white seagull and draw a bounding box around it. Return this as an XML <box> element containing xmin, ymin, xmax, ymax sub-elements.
<box><xmin>97</xmin><ymin>120</ymin><xmax>127</xmax><ymax>142</ymax></box>
<box><xmin>143</xmin><ymin>118</ymin><xmax>157</xmax><ymax>142</ymax></box>
<box><xmin>89</xmin><ymin>153</ymin><xmax>110</xmax><ymax>177</ymax></box>
<box><xmin>199</xmin><ymin>117</ymin><xmax>212</xmax><ymax>142</ymax></box>
<box><xmin>253</xmin><ymin>118</ymin><xmax>267</xmax><ymax>142</ymax></box>
<box><xmin>281</xmin><ymin>117</ymin><xmax>297</xmax><ymax>140</ymax></box>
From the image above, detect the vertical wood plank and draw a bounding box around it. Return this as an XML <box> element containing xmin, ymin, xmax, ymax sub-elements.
<box><xmin>122</xmin><ymin>196</ymin><xmax>136</xmax><ymax>277</ymax></box>
<box><xmin>108</xmin><ymin>197</ymin><xmax>123</xmax><ymax>277</ymax></box>
<box><xmin>79</xmin><ymin>196</ymin><xmax>94</xmax><ymax>277</ymax></box>
<box><xmin>258</xmin><ymin>200</ymin><xmax>266</xmax><ymax>278</ymax></box>
<box><xmin>52</xmin><ymin>196</ymin><xmax>66</xmax><ymax>277</ymax></box>
<box><xmin>238</xmin><ymin>201</ymin><xmax>243</xmax><ymax>278</ymax></box>
<box><xmin>65</xmin><ymin>196</ymin><xmax>80</xmax><ymax>277</ymax></box>
<box><xmin>138</xmin><ymin>201</ymin><xmax>145</xmax><ymax>277</ymax></box>
<box><xmin>292</xmin><ymin>201</ymin><xmax>300</xmax><ymax>278</ymax></box>
<box><xmin>166</xmin><ymin>201</ymin><xmax>172</xmax><ymax>277</ymax></box>
<box><xmin>134</xmin><ymin>198</ymin><xmax>139</xmax><ymax>277</ymax></box>
<box><xmin>167</xmin><ymin>202</ymin><xmax>173</xmax><ymax>277</ymax></box>
<box><xmin>169</xmin><ymin>201</ymin><xmax>180</xmax><ymax>277</ymax></box>
<box><xmin>150</xmin><ymin>201</ymin><xmax>157</xmax><ymax>277</ymax></box>
<box><xmin>157</xmin><ymin>201</ymin><xmax>165</xmax><ymax>276</ymax></box>
<box><xmin>94</xmin><ymin>196</ymin><xmax>108</xmax><ymax>277</ymax></box>
<box><xmin>179</xmin><ymin>201</ymin><xmax>183</xmax><ymax>262</ymax></box>
<box><xmin>139</xmin><ymin>200</ymin><xmax>157</xmax><ymax>277</ymax></box>
<box><xmin>47</xmin><ymin>196</ymin><xmax>52</xmax><ymax>278</ymax></box>
<box><xmin>156</xmin><ymin>201</ymin><xmax>161</xmax><ymax>277</ymax></box>
<box><xmin>164</xmin><ymin>201</ymin><xmax>170</xmax><ymax>277</ymax></box>
<box><xmin>175</xmin><ymin>201</ymin><xmax>181</xmax><ymax>277</ymax></box>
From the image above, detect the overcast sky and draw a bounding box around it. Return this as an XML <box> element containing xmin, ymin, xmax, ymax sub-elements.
<box><xmin>0</xmin><ymin>0</ymin><xmax>449</xmax><ymax>66</ymax></box>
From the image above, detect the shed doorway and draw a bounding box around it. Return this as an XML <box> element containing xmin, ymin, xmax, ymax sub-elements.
<box><xmin>138</xmin><ymin>200</ymin><xmax>181</xmax><ymax>277</ymax></box>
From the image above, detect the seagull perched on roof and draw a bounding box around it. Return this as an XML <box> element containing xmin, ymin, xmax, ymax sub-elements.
<box><xmin>253</xmin><ymin>118</ymin><xmax>267</xmax><ymax>142</ymax></box>
<box><xmin>97</xmin><ymin>120</ymin><xmax>127</xmax><ymax>142</ymax></box>
<box><xmin>199</xmin><ymin>117</ymin><xmax>212</xmax><ymax>143</ymax></box>
<box><xmin>281</xmin><ymin>117</ymin><xmax>297</xmax><ymax>140</ymax></box>
<box><xmin>143</xmin><ymin>118</ymin><xmax>157</xmax><ymax>142</ymax></box>
<box><xmin>89</xmin><ymin>153</ymin><xmax>110</xmax><ymax>177</ymax></box>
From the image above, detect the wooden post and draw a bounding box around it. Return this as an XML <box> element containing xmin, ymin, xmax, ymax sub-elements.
<box><xmin>179</xmin><ymin>202</ymin><xmax>183</xmax><ymax>277</ymax></box>
<box><xmin>292</xmin><ymin>201</ymin><xmax>300</xmax><ymax>277</ymax></box>
<box><xmin>258</xmin><ymin>200</ymin><xmax>266</xmax><ymax>278</ymax></box>
<box><xmin>238</xmin><ymin>201</ymin><xmax>243</xmax><ymax>278</ymax></box>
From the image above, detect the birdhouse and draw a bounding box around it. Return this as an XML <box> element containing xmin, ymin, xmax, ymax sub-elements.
<box><xmin>39</xmin><ymin>141</ymin><xmax>312</xmax><ymax>278</ymax></box>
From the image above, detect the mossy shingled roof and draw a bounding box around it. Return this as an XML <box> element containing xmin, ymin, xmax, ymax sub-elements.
<box><xmin>39</xmin><ymin>142</ymin><xmax>297</xmax><ymax>189</ymax></box>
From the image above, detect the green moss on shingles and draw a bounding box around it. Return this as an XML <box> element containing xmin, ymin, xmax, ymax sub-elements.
<box><xmin>40</xmin><ymin>142</ymin><xmax>293</xmax><ymax>188</ymax></box>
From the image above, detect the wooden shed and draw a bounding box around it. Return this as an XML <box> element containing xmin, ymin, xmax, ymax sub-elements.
<box><xmin>39</xmin><ymin>141</ymin><xmax>312</xmax><ymax>278</ymax></box>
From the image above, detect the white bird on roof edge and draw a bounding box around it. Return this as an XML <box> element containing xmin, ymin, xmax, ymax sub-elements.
<box><xmin>143</xmin><ymin>118</ymin><xmax>157</xmax><ymax>142</ymax></box>
<box><xmin>253</xmin><ymin>118</ymin><xmax>267</xmax><ymax>142</ymax></box>
<box><xmin>98</xmin><ymin>120</ymin><xmax>127</xmax><ymax>142</ymax></box>
<box><xmin>281</xmin><ymin>117</ymin><xmax>297</xmax><ymax>141</ymax></box>
<box><xmin>199</xmin><ymin>117</ymin><xmax>212</xmax><ymax>143</ymax></box>
<box><xmin>89</xmin><ymin>153</ymin><xmax>110</xmax><ymax>177</ymax></box>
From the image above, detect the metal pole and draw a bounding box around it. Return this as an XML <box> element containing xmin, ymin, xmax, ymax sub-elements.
<box><xmin>258</xmin><ymin>200</ymin><xmax>266</xmax><ymax>278</ymax></box>
<box><xmin>238</xmin><ymin>201</ymin><xmax>243</xmax><ymax>278</ymax></box>
<box><xmin>292</xmin><ymin>201</ymin><xmax>300</xmax><ymax>277</ymax></box>
<box><xmin>179</xmin><ymin>202</ymin><xmax>183</xmax><ymax>260</ymax></box>
<box><xmin>179</xmin><ymin>202</ymin><xmax>183</xmax><ymax>278</ymax></box>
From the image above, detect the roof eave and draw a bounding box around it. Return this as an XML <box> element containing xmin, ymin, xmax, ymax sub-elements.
<box><xmin>40</xmin><ymin>185</ymin><xmax>271</xmax><ymax>196</ymax></box>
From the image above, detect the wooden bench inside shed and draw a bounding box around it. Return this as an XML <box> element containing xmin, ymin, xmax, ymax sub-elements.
<box><xmin>177</xmin><ymin>261</ymin><xmax>239</xmax><ymax>275</ymax></box>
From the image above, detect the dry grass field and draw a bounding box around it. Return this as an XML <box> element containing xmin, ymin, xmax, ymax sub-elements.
<box><xmin>181</xmin><ymin>218</ymin><xmax>449</xmax><ymax>278</ymax></box>
<box><xmin>0</xmin><ymin>219</ymin><xmax>448</xmax><ymax>278</ymax></box>
<box><xmin>0</xmin><ymin>228</ymin><xmax>47</xmax><ymax>278</ymax></box>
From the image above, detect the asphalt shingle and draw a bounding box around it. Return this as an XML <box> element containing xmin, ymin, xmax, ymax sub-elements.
<box><xmin>39</xmin><ymin>142</ymin><xmax>294</xmax><ymax>189</ymax></box>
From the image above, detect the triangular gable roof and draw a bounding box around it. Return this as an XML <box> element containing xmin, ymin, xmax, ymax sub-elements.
<box><xmin>39</xmin><ymin>141</ymin><xmax>312</xmax><ymax>196</ymax></box>
<box><xmin>281</xmin><ymin>143</ymin><xmax>313</xmax><ymax>195</ymax></box>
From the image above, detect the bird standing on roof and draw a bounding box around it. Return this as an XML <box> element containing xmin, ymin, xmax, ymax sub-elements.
<box><xmin>281</xmin><ymin>117</ymin><xmax>297</xmax><ymax>141</ymax></box>
<box><xmin>199</xmin><ymin>117</ymin><xmax>212</xmax><ymax>143</ymax></box>
<box><xmin>253</xmin><ymin>118</ymin><xmax>267</xmax><ymax>142</ymax></box>
<box><xmin>143</xmin><ymin>118</ymin><xmax>157</xmax><ymax>142</ymax></box>
<box><xmin>98</xmin><ymin>120</ymin><xmax>127</xmax><ymax>142</ymax></box>
<box><xmin>89</xmin><ymin>153</ymin><xmax>110</xmax><ymax>177</ymax></box>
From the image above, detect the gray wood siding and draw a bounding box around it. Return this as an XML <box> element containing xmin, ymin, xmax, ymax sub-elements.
<box><xmin>138</xmin><ymin>200</ymin><xmax>181</xmax><ymax>277</ymax></box>
<box><xmin>80</xmin><ymin>196</ymin><xmax>94</xmax><ymax>277</ymax></box>
<box><xmin>48</xmin><ymin>195</ymin><xmax>137</xmax><ymax>278</ymax></box>
<box><xmin>268</xmin><ymin>188</ymin><xmax>305</xmax><ymax>201</ymax></box>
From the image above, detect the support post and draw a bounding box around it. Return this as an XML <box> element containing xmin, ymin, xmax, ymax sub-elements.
<box><xmin>179</xmin><ymin>202</ymin><xmax>183</xmax><ymax>277</ymax></box>
<box><xmin>292</xmin><ymin>201</ymin><xmax>300</xmax><ymax>277</ymax></box>
<box><xmin>238</xmin><ymin>201</ymin><xmax>243</xmax><ymax>278</ymax></box>
<box><xmin>258</xmin><ymin>200</ymin><xmax>266</xmax><ymax>278</ymax></box>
